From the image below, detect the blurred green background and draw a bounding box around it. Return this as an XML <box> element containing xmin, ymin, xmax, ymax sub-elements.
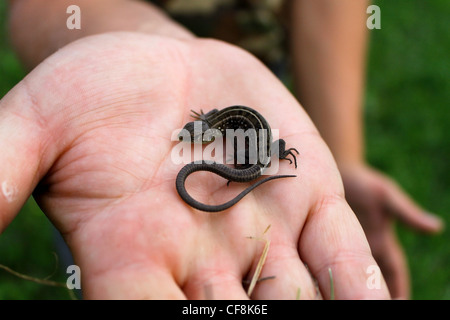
<box><xmin>0</xmin><ymin>0</ymin><xmax>448</xmax><ymax>299</ymax></box>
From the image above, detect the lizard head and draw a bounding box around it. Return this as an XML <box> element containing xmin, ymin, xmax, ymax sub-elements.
<box><xmin>178</xmin><ymin>121</ymin><xmax>214</xmax><ymax>144</ymax></box>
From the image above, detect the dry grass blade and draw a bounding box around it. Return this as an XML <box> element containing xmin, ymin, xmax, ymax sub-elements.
<box><xmin>0</xmin><ymin>263</ymin><xmax>77</xmax><ymax>300</ymax></box>
<box><xmin>296</xmin><ymin>287</ymin><xmax>301</xmax><ymax>300</ymax></box>
<box><xmin>246</xmin><ymin>225</ymin><xmax>271</xmax><ymax>298</ymax></box>
<box><xmin>0</xmin><ymin>264</ymin><xmax>66</xmax><ymax>287</ymax></box>
<box><xmin>328</xmin><ymin>267</ymin><xmax>335</xmax><ymax>300</ymax></box>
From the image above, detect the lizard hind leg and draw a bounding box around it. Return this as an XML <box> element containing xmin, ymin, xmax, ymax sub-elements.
<box><xmin>272</xmin><ymin>139</ymin><xmax>299</xmax><ymax>169</ymax></box>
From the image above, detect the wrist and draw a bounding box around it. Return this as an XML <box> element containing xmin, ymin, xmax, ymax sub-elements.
<box><xmin>9</xmin><ymin>0</ymin><xmax>194</xmax><ymax>69</ymax></box>
<box><xmin>335</xmin><ymin>156</ymin><xmax>366</xmax><ymax>174</ymax></box>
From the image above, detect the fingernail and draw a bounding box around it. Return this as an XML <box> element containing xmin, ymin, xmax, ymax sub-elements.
<box><xmin>423</xmin><ymin>212</ymin><xmax>444</xmax><ymax>232</ymax></box>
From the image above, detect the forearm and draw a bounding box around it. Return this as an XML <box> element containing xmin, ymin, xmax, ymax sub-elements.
<box><xmin>290</xmin><ymin>0</ymin><xmax>369</xmax><ymax>165</ymax></box>
<box><xmin>8</xmin><ymin>0</ymin><xmax>194</xmax><ymax>69</ymax></box>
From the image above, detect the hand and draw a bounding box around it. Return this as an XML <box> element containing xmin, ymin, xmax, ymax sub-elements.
<box><xmin>0</xmin><ymin>32</ymin><xmax>390</xmax><ymax>299</ymax></box>
<box><xmin>340</xmin><ymin>163</ymin><xmax>443</xmax><ymax>299</ymax></box>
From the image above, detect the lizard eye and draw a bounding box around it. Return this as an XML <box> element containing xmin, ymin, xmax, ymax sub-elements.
<box><xmin>203</xmin><ymin>136</ymin><xmax>215</xmax><ymax>143</ymax></box>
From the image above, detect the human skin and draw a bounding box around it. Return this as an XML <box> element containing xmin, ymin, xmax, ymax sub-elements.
<box><xmin>0</xmin><ymin>0</ymin><xmax>393</xmax><ymax>299</ymax></box>
<box><xmin>290</xmin><ymin>0</ymin><xmax>443</xmax><ymax>298</ymax></box>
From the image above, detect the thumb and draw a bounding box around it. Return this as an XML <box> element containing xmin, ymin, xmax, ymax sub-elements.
<box><xmin>383</xmin><ymin>179</ymin><xmax>444</xmax><ymax>233</ymax></box>
<box><xmin>0</xmin><ymin>81</ymin><xmax>57</xmax><ymax>233</ymax></box>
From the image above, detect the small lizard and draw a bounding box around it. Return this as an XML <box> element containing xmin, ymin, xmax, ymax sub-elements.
<box><xmin>176</xmin><ymin>105</ymin><xmax>299</xmax><ymax>212</ymax></box>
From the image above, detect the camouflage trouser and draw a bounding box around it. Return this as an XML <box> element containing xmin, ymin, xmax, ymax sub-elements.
<box><xmin>148</xmin><ymin>0</ymin><xmax>288</xmax><ymax>73</ymax></box>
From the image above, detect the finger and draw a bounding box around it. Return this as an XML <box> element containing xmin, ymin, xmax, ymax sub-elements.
<box><xmin>373</xmin><ymin>232</ymin><xmax>410</xmax><ymax>299</ymax></box>
<box><xmin>248</xmin><ymin>243</ymin><xmax>318</xmax><ymax>300</ymax></box>
<box><xmin>299</xmin><ymin>195</ymin><xmax>391</xmax><ymax>299</ymax></box>
<box><xmin>183</xmin><ymin>267</ymin><xmax>249</xmax><ymax>300</ymax></box>
<box><xmin>383</xmin><ymin>180</ymin><xmax>443</xmax><ymax>233</ymax></box>
<box><xmin>0</xmin><ymin>83</ymin><xmax>57</xmax><ymax>233</ymax></box>
<box><xmin>82</xmin><ymin>266</ymin><xmax>186</xmax><ymax>299</ymax></box>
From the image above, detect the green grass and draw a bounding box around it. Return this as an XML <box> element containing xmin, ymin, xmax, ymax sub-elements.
<box><xmin>366</xmin><ymin>0</ymin><xmax>450</xmax><ymax>299</ymax></box>
<box><xmin>0</xmin><ymin>2</ymin><xmax>71</xmax><ymax>299</ymax></box>
<box><xmin>0</xmin><ymin>0</ymin><xmax>449</xmax><ymax>299</ymax></box>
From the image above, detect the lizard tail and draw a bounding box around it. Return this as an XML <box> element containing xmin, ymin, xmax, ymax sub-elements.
<box><xmin>176</xmin><ymin>169</ymin><xmax>296</xmax><ymax>212</ymax></box>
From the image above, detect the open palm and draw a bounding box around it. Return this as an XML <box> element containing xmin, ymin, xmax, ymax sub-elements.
<box><xmin>0</xmin><ymin>32</ymin><xmax>389</xmax><ymax>299</ymax></box>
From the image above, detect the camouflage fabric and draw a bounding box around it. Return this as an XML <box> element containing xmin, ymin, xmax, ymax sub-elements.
<box><xmin>149</xmin><ymin>0</ymin><xmax>288</xmax><ymax>71</ymax></box>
